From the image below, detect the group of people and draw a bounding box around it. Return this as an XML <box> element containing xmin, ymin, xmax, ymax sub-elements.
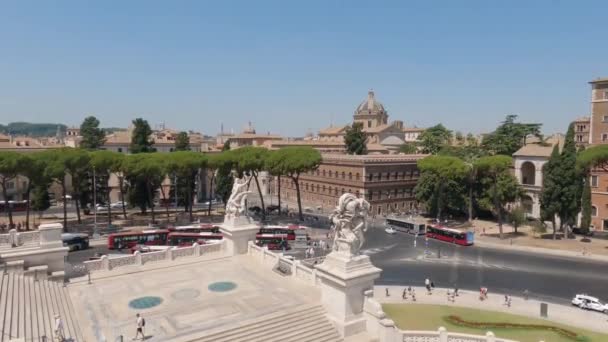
<box><xmin>446</xmin><ymin>287</ymin><xmax>459</xmax><ymax>302</ymax></box>
<box><xmin>0</xmin><ymin>221</ymin><xmax>29</xmax><ymax>231</ymax></box>
<box><xmin>401</xmin><ymin>287</ymin><xmax>417</xmax><ymax>301</ymax></box>
<box><xmin>424</xmin><ymin>278</ymin><xmax>435</xmax><ymax>294</ymax></box>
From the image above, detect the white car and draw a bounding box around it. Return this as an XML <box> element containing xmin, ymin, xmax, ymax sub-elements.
<box><xmin>572</xmin><ymin>294</ymin><xmax>608</xmax><ymax>313</ymax></box>
<box><xmin>110</xmin><ymin>201</ymin><xmax>127</xmax><ymax>209</ymax></box>
<box><xmin>385</xmin><ymin>227</ymin><xmax>396</xmax><ymax>234</ymax></box>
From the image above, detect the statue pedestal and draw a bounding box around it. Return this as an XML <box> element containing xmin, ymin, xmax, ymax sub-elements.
<box><xmin>315</xmin><ymin>252</ymin><xmax>381</xmax><ymax>338</ymax></box>
<box><xmin>220</xmin><ymin>215</ymin><xmax>259</xmax><ymax>256</ymax></box>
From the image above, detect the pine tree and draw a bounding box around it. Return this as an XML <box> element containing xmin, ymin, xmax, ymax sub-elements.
<box><xmin>344</xmin><ymin>122</ymin><xmax>367</xmax><ymax>155</ymax></box>
<box><xmin>580</xmin><ymin>176</ymin><xmax>592</xmax><ymax>233</ymax></box>
<box><xmin>557</xmin><ymin>123</ymin><xmax>582</xmax><ymax>233</ymax></box>
<box><xmin>30</xmin><ymin>184</ymin><xmax>51</xmax><ymax>216</ymax></box>
<box><xmin>129</xmin><ymin>118</ymin><xmax>154</xmax><ymax>153</ymax></box>
<box><xmin>540</xmin><ymin>145</ymin><xmax>561</xmax><ymax>239</ymax></box>
<box><xmin>79</xmin><ymin>116</ymin><xmax>106</xmax><ymax>149</ymax></box>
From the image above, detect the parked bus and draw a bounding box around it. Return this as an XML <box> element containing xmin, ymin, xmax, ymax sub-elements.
<box><xmin>426</xmin><ymin>225</ymin><xmax>474</xmax><ymax>246</ymax></box>
<box><xmin>167</xmin><ymin>232</ymin><xmax>223</xmax><ymax>247</ymax></box>
<box><xmin>61</xmin><ymin>233</ymin><xmax>90</xmax><ymax>251</ymax></box>
<box><xmin>168</xmin><ymin>223</ymin><xmax>221</xmax><ymax>234</ymax></box>
<box><xmin>0</xmin><ymin>200</ymin><xmax>28</xmax><ymax>213</ymax></box>
<box><xmin>107</xmin><ymin>229</ymin><xmax>169</xmax><ymax>250</ymax></box>
<box><xmin>386</xmin><ymin>217</ymin><xmax>426</xmax><ymax>235</ymax></box>
<box><xmin>258</xmin><ymin>225</ymin><xmax>306</xmax><ymax>241</ymax></box>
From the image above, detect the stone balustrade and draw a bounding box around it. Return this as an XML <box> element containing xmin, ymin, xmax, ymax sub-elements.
<box><xmin>83</xmin><ymin>240</ymin><xmax>226</xmax><ymax>273</ymax></box>
<box><xmin>0</xmin><ymin>229</ymin><xmax>40</xmax><ymax>248</ymax></box>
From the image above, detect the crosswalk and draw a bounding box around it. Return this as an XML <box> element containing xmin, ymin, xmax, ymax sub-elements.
<box><xmin>397</xmin><ymin>253</ymin><xmax>514</xmax><ymax>270</ymax></box>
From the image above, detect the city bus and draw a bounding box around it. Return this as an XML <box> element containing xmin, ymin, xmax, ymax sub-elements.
<box><xmin>255</xmin><ymin>235</ymin><xmax>290</xmax><ymax>250</ymax></box>
<box><xmin>167</xmin><ymin>232</ymin><xmax>223</xmax><ymax>247</ymax></box>
<box><xmin>107</xmin><ymin>229</ymin><xmax>169</xmax><ymax>250</ymax></box>
<box><xmin>0</xmin><ymin>200</ymin><xmax>28</xmax><ymax>213</ymax></box>
<box><xmin>426</xmin><ymin>225</ymin><xmax>474</xmax><ymax>246</ymax></box>
<box><xmin>168</xmin><ymin>223</ymin><xmax>221</xmax><ymax>234</ymax></box>
<box><xmin>258</xmin><ymin>225</ymin><xmax>307</xmax><ymax>241</ymax></box>
<box><xmin>61</xmin><ymin>233</ymin><xmax>90</xmax><ymax>251</ymax></box>
<box><xmin>386</xmin><ymin>217</ymin><xmax>427</xmax><ymax>235</ymax></box>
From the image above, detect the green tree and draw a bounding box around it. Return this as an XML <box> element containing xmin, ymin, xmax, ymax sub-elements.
<box><xmin>418</xmin><ymin>124</ymin><xmax>453</xmax><ymax>154</ymax></box>
<box><xmin>344</xmin><ymin>122</ymin><xmax>367</xmax><ymax>155</ymax></box>
<box><xmin>509</xmin><ymin>206</ymin><xmax>527</xmax><ymax>234</ymax></box>
<box><xmin>63</xmin><ymin>149</ymin><xmax>91</xmax><ymax>224</ymax></box>
<box><xmin>540</xmin><ymin>145</ymin><xmax>561</xmax><ymax>240</ymax></box>
<box><xmin>215</xmin><ymin>141</ymin><xmax>234</xmax><ymax>207</ymax></box>
<box><xmin>272</xmin><ymin>147</ymin><xmax>321</xmax><ymax>220</ymax></box>
<box><xmin>265</xmin><ymin>150</ymin><xmax>287</xmax><ymax>214</ymax></box>
<box><xmin>90</xmin><ymin>150</ymin><xmax>123</xmax><ymax>227</ymax></box>
<box><xmin>475</xmin><ymin>155</ymin><xmax>523</xmax><ymax>239</ymax></box>
<box><xmin>174</xmin><ymin>132</ymin><xmax>190</xmax><ymax>151</ymax></box>
<box><xmin>0</xmin><ymin>151</ymin><xmax>24</xmax><ymax>228</ymax></box>
<box><xmin>79</xmin><ymin>116</ymin><xmax>106</xmax><ymax>149</ymax></box>
<box><xmin>229</xmin><ymin>147</ymin><xmax>269</xmax><ymax>219</ymax></box>
<box><xmin>39</xmin><ymin>149</ymin><xmax>70</xmax><ymax>230</ymax></box>
<box><xmin>18</xmin><ymin>153</ymin><xmax>48</xmax><ymax>229</ymax></box>
<box><xmin>454</xmin><ymin>131</ymin><xmax>465</xmax><ymax>145</ymax></box>
<box><xmin>414</xmin><ymin>156</ymin><xmax>467</xmax><ymax>220</ymax></box>
<box><xmin>580</xmin><ymin>177</ymin><xmax>592</xmax><ymax>233</ymax></box>
<box><xmin>124</xmin><ymin>154</ymin><xmax>164</xmax><ymax>223</ymax></box>
<box><xmin>557</xmin><ymin>123</ymin><xmax>583</xmax><ymax>233</ymax></box>
<box><xmin>30</xmin><ymin>184</ymin><xmax>51</xmax><ymax>220</ymax></box>
<box><xmin>481</xmin><ymin>115</ymin><xmax>542</xmax><ymax>155</ymax></box>
<box><xmin>167</xmin><ymin>151</ymin><xmax>206</xmax><ymax>221</ymax></box>
<box><xmin>206</xmin><ymin>153</ymin><xmax>228</xmax><ymax>215</ymax></box>
<box><xmin>398</xmin><ymin>143</ymin><xmax>417</xmax><ymax>154</ymax></box>
<box><xmin>129</xmin><ymin>118</ymin><xmax>154</xmax><ymax>153</ymax></box>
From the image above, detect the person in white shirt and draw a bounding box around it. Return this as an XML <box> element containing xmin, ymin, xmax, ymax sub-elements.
<box><xmin>54</xmin><ymin>314</ymin><xmax>64</xmax><ymax>341</ymax></box>
<box><xmin>134</xmin><ymin>313</ymin><xmax>145</xmax><ymax>340</ymax></box>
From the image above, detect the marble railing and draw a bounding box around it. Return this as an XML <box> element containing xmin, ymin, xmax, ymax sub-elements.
<box><xmin>248</xmin><ymin>241</ymin><xmax>318</xmax><ymax>287</ymax></box>
<box><xmin>83</xmin><ymin>241</ymin><xmax>226</xmax><ymax>273</ymax></box>
<box><xmin>0</xmin><ymin>229</ymin><xmax>40</xmax><ymax>248</ymax></box>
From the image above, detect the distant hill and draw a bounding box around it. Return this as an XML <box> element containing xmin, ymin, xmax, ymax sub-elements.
<box><xmin>0</xmin><ymin>122</ymin><xmax>66</xmax><ymax>137</ymax></box>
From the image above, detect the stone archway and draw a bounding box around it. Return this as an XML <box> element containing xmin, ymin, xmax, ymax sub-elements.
<box><xmin>521</xmin><ymin>162</ymin><xmax>536</xmax><ymax>185</ymax></box>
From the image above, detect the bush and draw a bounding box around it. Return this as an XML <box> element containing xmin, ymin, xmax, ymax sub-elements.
<box><xmin>530</xmin><ymin>220</ymin><xmax>546</xmax><ymax>235</ymax></box>
<box><xmin>444</xmin><ymin>315</ymin><xmax>585</xmax><ymax>341</ymax></box>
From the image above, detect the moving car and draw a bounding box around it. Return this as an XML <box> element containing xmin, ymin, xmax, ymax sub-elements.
<box><xmin>385</xmin><ymin>227</ymin><xmax>396</xmax><ymax>234</ymax></box>
<box><xmin>61</xmin><ymin>233</ymin><xmax>90</xmax><ymax>251</ymax></box>
<box><xmin>572</xmin><ymin>294</ymin><xmax>608</xmax><ymax>313</ymax></box>
<box><xmin>110</xmin><ymin>201</ymin><xmax>127</xmax><ymax>209</ymax></box>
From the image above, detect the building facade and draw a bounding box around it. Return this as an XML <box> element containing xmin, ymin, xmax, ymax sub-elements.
<box><xmin>573</xmin><ymin>116</ymin><xmax>590</xmax><ymax>148</ymax></box>
<box><xmin>277</xmin><ymin>154</ymin><xmax>425</xmax><ymax>215</ymax></box>
<box><xmin>588</xmin><ymin>78</ymin><xmax>608</xmax><ymax>230</ymax></box>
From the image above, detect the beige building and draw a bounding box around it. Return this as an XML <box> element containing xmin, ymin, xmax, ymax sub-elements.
<box><xmin>573</xmin><ymin>116</ymin><xmax>590</xmax><ymax>148</ymax></box>
<box><xmin>278</xmin><ymin>154</ymin><xmax>425</xmax><ymax>215</ymax></box>
<box><xmin>587</xmin><ymin>78</ymin><xmax>608</xmax><ymax>230</ymax></box>
<box><xmin>227</xmin><ymin>122</ymin><xmax>283</xmax><ymax>150</ymax></box>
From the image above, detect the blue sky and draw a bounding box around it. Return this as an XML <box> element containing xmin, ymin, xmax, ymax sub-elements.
<box><xmin>1</xmin><ymin>0</ymin><xmax>606</xmax><ymax>137</ymax></box>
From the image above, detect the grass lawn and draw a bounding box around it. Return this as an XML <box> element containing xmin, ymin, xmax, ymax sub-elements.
<box><xmin>382</xmin><ymin>303</ymin><xmax>608</xmax><ymax>342</ymax></box>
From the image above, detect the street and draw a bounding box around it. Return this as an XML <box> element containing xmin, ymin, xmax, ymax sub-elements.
<box><xmin>363</xmin><ymin>224</ymin><xmax>608</xmax><ymax>305</ymax></box>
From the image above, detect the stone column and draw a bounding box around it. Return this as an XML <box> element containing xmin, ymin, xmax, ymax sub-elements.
<box><xmin>315</xmin><ymin>252</ymin><xmax>382</xmax><ymax>338</ymax></box>
<box><xmin>38</xmin><ymin>223</ymin><xmax>64</xmax><ymax>249</ymax></box>
<box><xmin>219</xmin><ymin>215</ymin><xmax>260</xmax><ymax>256</ymax></box>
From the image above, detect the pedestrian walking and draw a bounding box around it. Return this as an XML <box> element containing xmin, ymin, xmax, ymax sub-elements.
<box><xmin>309</xmin><ymin>246</ymin><xmax>315</xmax><ymax>258</ymax></box>
<box><xmin>523</xmin><ymin>289</ymin><xmax>529</xmax><ymax>301</ymax></box>
<box><xmin>385</xmin><ymin>287</ymin><xmax>390</xmax><ymax>297</ymax></box>
<box><xmin>413</xmin><ymin>238</ymin><xmax>417</xmax><ymax>248</ymax></box>
<box><xmin>411</xmin><ymin>288</ymin><xmax>416</xmax><ymax>301</ymax></box>
<box><xmin>430</xmin><ymin>281</ymin><xmax>435</xmax><ymax>290</ymax></box>
<box><xmin>134</xmin><ymin>313</ymin><xmax>145</xmax><ymax>340</ymax></box>
<box><xmin>54</xmin><ymin>314</ymin><xmax>64</xmax><ymax>342</ymax></box>
<box><xmin>402</xmin><ymin>288</ymin><xmax>407</xmax><ymax>300</ymax></box>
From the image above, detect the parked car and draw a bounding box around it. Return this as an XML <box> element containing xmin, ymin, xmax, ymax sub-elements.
<box><xmin>110</xmin><ymin>201</ymin><xmax>127</xmax><ymax>209</ymax></box>
<box><xmin>95</xmin><ymin>205</ymin><xmax>109</xmax><ymax>212</ymax></box>
<box><xmin>203</xmin><ymin>199</ymin><xmax>220</xmax><ymax>206</ymax></box>
<box><xmin>572</xmin><ymin>294</ymin><xmax>608</xmax><ymax>313</ymax></box>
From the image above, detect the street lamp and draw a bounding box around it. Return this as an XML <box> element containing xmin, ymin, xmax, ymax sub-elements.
<box><xmin>93</xmin><ymin>168</ymin><xmax>99</xmax><ymax>239</ymax></box>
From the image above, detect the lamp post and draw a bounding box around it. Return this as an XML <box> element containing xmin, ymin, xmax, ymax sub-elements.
<box><xmin>93</xmin><ymin>168</ymin><xmax>99</xmax><ymax>238</ymax></box>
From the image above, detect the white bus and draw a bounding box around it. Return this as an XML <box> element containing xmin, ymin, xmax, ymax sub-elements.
<box><xmin>385</xmin><ymin>217</ymin><xmax>427</xmax><ymax>235</ymax></box>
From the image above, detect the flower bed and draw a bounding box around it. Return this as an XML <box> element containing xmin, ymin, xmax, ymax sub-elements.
<box><xmin>444</xmin><ymin>315</ymin><xmax>588</xmax><ymax>341</ymax></box>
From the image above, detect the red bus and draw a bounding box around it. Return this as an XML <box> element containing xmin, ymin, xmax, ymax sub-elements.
<box><xmin>258</xmin><ymin>225</ymin><xmax>306</xmax><ymax>241</ymax></box>
<box><xmin>107</xmin><ymin>230</ymin><xmax>169</xmax><ymax>250</ymax></box>
<box><xmin>426</xmin><ymin>225</ymin><xmax>474</xmax><ymax>246</ymax></box>
<box><xmin>0</xmin><ymin>200</ymin><xmax>28</xmax><ymax>213</ymax></box>
<box><xmin>255</xmin><ymin>236</ymin><xmax>290</xmax><ymax>250</ymax></box>
<box><xmin>167</xmin><ymin>223</ymin><xmax>220</xmax><ymax>234</ymax></box>
<box><xmin>167</xmin><ymin>232</ymin><xmax>223</xmax><ymax>247</ymax></box>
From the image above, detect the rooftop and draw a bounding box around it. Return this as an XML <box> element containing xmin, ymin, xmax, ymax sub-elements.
<box><xmin>589</xmin><ymin>77</ymin><xmax>608</xmax><ymax>84</ymax></box>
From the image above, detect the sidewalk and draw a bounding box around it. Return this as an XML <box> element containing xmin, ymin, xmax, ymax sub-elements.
<box><xmin>375</xmin><ymin>285</ymin><xmax>608</xmax><ymax>334</ymax></box>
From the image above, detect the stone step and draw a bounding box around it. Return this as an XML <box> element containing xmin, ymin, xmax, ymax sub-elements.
<box><xmin>238</xmin><ymin>315</ymin><xmax>328</xmax><ymax>342</ymax></box>
<box><xmin>283</xmin><ymin>323</ymin><xmax>341</xmax><ymax>342</ymax></box>
<box><xmin>247</xmin><ymin>312</ymin><xmax>335</xmax><ymax>342</ymax></box>
<box><xmin>193</xmin><ymin>304</ymin><xmax>326</xmax><ymax>342</ymax></box>
<box><xmin>297</xmin><ymin>327</ymin><xmax>343</xmax><ymax>342</ymax></box>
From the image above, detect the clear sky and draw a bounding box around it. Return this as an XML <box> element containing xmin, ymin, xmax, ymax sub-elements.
<box><xmin>1</xmin><ymin>0</ymin><xmax>606</xmax><ymax>137</ymax></box>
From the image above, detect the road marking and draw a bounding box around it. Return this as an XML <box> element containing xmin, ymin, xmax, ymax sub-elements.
<box><xmin>361</xmin><ymin>244</ymin><xmax>397</xmax><ymax>256</ymax></box>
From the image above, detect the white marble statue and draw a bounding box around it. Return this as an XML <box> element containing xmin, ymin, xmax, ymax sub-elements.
<box><xmin>225</xmin><ymin>175</ymin><xmax>252</xmax><ymax>218</ymax></box>
<box><xmin>329</xmin><ymin>193</ymin><xmax>371</xmax><ymax>256</ymax></box>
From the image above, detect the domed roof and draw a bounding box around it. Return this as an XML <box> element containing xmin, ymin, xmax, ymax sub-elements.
<box><xmin>356</xmin><ymin>90</ymin><xmax>385</xmax><ymax>114</ymax></box>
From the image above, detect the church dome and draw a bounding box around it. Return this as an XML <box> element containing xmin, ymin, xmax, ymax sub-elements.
<box><xmin>356</xmin><ymin>90</ymin><xmax>385</xmax><ymax>114</ymax></box>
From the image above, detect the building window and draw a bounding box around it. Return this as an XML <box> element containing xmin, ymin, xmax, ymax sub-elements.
<box><xmin>576</xmin><ymin>134</ymin><xmax>583</xmax><ymax>142</ymax></box>
<box><xmin>591</xmin><ymin>175</ymin><xmax>599</xmax><ymax>187</ymax></box>
<box><xmin>592</xmin><ymin>205</ymin><xmax>598</xmax><ymax>217</ymax></box>
<box><xmin>323</xmin><ymin>170</ymin><xmax>326</xmax><ymax>177</ymax></box>
<box><xmin>349</xmin><ymin>172</ymin><xmax>353</xmax><ymax>180</ymax></box>
<box><xmin>368</xmin><ymin>121</ymin><xmax>372</xmax><ymax>128</ymax></box>
<box><xmin>342</xmin><ymin>172</ymin><xmax>346</xmax><ymax>179</ymax></box>
<box><xmin>604</xmin><ymin>116</ymin><xmax>608</xmax><ymax>123</ymax></box>
<box><xmin>356</xmin><ymin>173</ymin><xmax>360</xmax><ymax>181</ymax></box>
<box><xmin>377</xmin><ymin>173</ymin><xmax>382</xmax><ymax>181</ymax></box>
<box><xmin>604</xmin><ymin>91</ymin><xmax>608</xmax><ymax>100</ymax></box>
<box><xmin>603</xmin><ymin>220</ymin><xmax>608</xmax><ymax>231</ymax></box>
<box><xmin>7</xmin><ymin>182</ymin><xmax>14</xmax><ymax>190</ymax></box>
<box><xmin>329</xmin><ymin>171</ymin><xmax>333</xmax><ymax>178</ymax></box>
<box><xmin>118</xmin><ymin>147</ymin><xmax>123</xmax><ymax>153</ymax></box>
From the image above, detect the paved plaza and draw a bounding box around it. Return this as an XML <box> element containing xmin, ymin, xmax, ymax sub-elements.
<box><xmin>69</xmin><ymin>256</ymin><xmax>324</xmax><ymax>341</ymax></box>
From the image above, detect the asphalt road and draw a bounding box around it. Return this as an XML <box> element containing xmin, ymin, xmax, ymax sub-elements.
<box><xmin>363</xmin><ymin>225</ymin><xmax>608</xmax><ymax>305</ymax></box>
